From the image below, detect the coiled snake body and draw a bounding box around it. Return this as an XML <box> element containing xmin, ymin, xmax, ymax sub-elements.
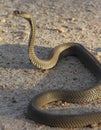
<box><xmin>14</xmin><ymin>10</ymin><xmax>101</xmax><ymax>128</ymax></box>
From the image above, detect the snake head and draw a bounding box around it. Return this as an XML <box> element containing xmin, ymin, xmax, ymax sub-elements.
<box><xmin>13</xmin><ymin>10</ymin><xmax>32</xmax><ymax>19</ymax></box>
<box><xmin>13</xmin><ymin>10</ymin><xmax>24</xmax><ymax>16</ymax></box>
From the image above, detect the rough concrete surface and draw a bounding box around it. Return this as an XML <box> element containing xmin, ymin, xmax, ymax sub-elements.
<box><xmin>0</xmin><ymin>0</ymin><xmax>101</xmax><ymax>130</ymax></box>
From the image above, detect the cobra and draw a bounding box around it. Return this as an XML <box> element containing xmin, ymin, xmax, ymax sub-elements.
<box><xmin>13</xmin><ymin>10</ymin><xmax>101</xmax><ymax>128</ymax></box>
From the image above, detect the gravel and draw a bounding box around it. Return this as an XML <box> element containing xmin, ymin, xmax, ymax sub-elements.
<box><xmin>0</xmin><ymin>0</ymin><xmax>101</xmax><ymax>129</ymax></box>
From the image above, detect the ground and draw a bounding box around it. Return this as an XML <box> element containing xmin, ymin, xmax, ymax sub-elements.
<box><xmin>0</xmin><ymin>0</ymin><xmax>101</xmax><ymax>130</ymax></box>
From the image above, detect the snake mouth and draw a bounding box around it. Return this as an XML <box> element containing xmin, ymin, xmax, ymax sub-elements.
<box><xmin>13</xmin><ymin>10</ymin><xmax>26</xmax><ymax>16</ymax></box>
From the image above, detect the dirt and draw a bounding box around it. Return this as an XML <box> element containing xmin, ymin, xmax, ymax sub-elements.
<box><xmin>0</xmin><ymin>0</ymin><xmax>101</xmax><ymax>130</ymax></box>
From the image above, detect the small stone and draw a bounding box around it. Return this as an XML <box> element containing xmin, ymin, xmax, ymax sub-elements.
<box><xmin>37</xmin><ymin>24</ymin><xmax>43</xmax><ymax>28</ymax></box>
<box><xmin>71</xmin><ymin>17</ymin><xmax>77</xmax><ymax>22</ymax></box>
<box><xmin>58</xmin><ymin>28</ymin><xmax>65</xmax><ymax>33</ymax></box>
<box><xmin>0</xmin><ymin>19</ymin><xmax>6</xmax><ymax>24</ymax></box>
<box><xmin>0</xmin><ymin>37</ymin><xmax>3</xmax><ymax>42</ymax></box>
<box><xmin>0</xmin><ymin>85</ymin><xmax>3</xmax><ymax>89</ymax></box>
<box><xmin>3</xmin><ymin>84</ymin><xmax>8</xmax><ymax>88</ymax></box>
<box><xmin>62</xmin><ymin>34</ymin><xmax>66</xmax><ymax>38</ymax></box>
<box><xmin>12</xmin><ymin>97</ymin><xmax>17</xmax><ymax>103</ymax></box>
<box><xmin>97</xmin><ymin>52</ymin><xmax>101</xmax><ymax>56</ymax></box>
<box><xmin>96</xmin><ymin>53</ymin><xmax>101</xmax><ymax>61</ymax></box>
<box><xmin>20</xmin><ymin>61</ymin><xmax>24</xmax><ymax>64</ymax></box>
<box><xmin>73</xmin><ymin>77</ymin><xmax>77</xmax><ymax>80</ymax></box>
<box><xmin>41</xmin><ymin>70</ymin><xmax>48</xmax><ymax>74</ymax></box>
<box><xmin>0</xmin><ymin>84</ymin><xmax>8</xmax><ymax>89</ymax></box>
<box><xmin>51</xmin><ymin>22</ymin><xmax>56</xmax><ymax>26</ymax></box>
<box><xmin>86</xmin><ymin>123</ymin><xmax>98</xmax><ymax>128</ymax></box>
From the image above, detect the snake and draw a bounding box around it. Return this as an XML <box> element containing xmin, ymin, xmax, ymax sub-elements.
<box><xmin>13</xmin><ymin>10</ymin><xmax>101</xmax><ymax>128</ymax></box>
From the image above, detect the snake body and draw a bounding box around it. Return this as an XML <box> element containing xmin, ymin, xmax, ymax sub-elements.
<box><xmin>14</xmin><ymin>10</ymin><xmax>101</xmax><ymax>128</ymax></box>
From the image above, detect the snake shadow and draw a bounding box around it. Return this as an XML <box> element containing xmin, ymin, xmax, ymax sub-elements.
<box><xmin>0</xmin><ymin>43</ymin><xmax>53</xmax><ymax>70</ymax></box>
<box><xmin>94</xmin><ymin>47</ymin><xmax>101</xmax><ymax>53</ymax></box>
<box><xmin>0</xmin><ymin>43</ymin><xmax>101</xmax><ymax>129</ymax></box>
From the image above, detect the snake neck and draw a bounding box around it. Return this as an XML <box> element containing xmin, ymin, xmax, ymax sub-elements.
<box><xmin>28</xmin><ymin>17</ymin><xmax>60</xmax><ymax>70</ymax></box>
<box><xmin>28</xmin><ymin>18</ymin><xmax>39</xmax><ymax>67</ymax></box>
<box><xmin>28</xmin><ymin>16</ymin><xmax>75</xmax><ymax>70</ymax></box>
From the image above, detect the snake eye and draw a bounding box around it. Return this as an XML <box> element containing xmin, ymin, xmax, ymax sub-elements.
<box><xmin>13</xmin><ymin>10</ymin><xmax>20</xmax><ymax>15</ymax></box>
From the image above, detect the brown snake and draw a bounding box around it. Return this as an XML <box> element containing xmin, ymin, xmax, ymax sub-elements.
<box><xmin>14</xmin><ymin>10</ymin><xmax>101</xmax><ymax>128</ymax></box>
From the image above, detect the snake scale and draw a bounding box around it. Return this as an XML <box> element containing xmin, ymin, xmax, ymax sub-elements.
<box><xmin>14</xmin><ymin>10</ymin><xmax>101</xmax><ymax>128</ymax></box>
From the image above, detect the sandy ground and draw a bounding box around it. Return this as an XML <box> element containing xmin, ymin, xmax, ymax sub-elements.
<box><xmin>0</xmin><ymin>0</ymin><xmax>101</xmax><ymax>130</ymax></box>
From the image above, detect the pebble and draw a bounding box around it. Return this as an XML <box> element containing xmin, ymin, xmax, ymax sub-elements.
<box><xmin>0</xmin><ymin>84</ymin><xmax>8</xmax><ymax>89</ymax></box>
<box><xmin>12</xmin><ymin>97</ymin><xmax>17</xmax><ymax>103</ymax></box>
<box><xmin>58</xmin><ymin>28</ymin><xmax>65</xmax><ymax>33</ymax></box>
<box><xmin>0</xmin><ymin>19</ymin><xmax>6</xmax><ymax>24</ymax></box>
<box><xmin>96</xmin><ymin>52</ymin><xmax>101</xmax><ymax>61</ymax></box>
<box><xmin>0</xmin><ymin>37</ymin><xmax>3</xmax><ymax>42</ymax></box>
<box><xmin>37</xmin><ymin>24</ymin><xmax>43</xmax><ymax>28</ymax></box>
<box><xmin>71</xmin><ymin>17</ymin><xmax>77</xmax><ymax>22</ymax></box>
<box><xmin>97</xmin><ymin>52</ymin><xmax>101</xmax><ymax>56</ymax></box>
<box><xmin>62</xmin><ymin>34</ymin><xmax>66</xmax><ymax>38</ymax></box>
